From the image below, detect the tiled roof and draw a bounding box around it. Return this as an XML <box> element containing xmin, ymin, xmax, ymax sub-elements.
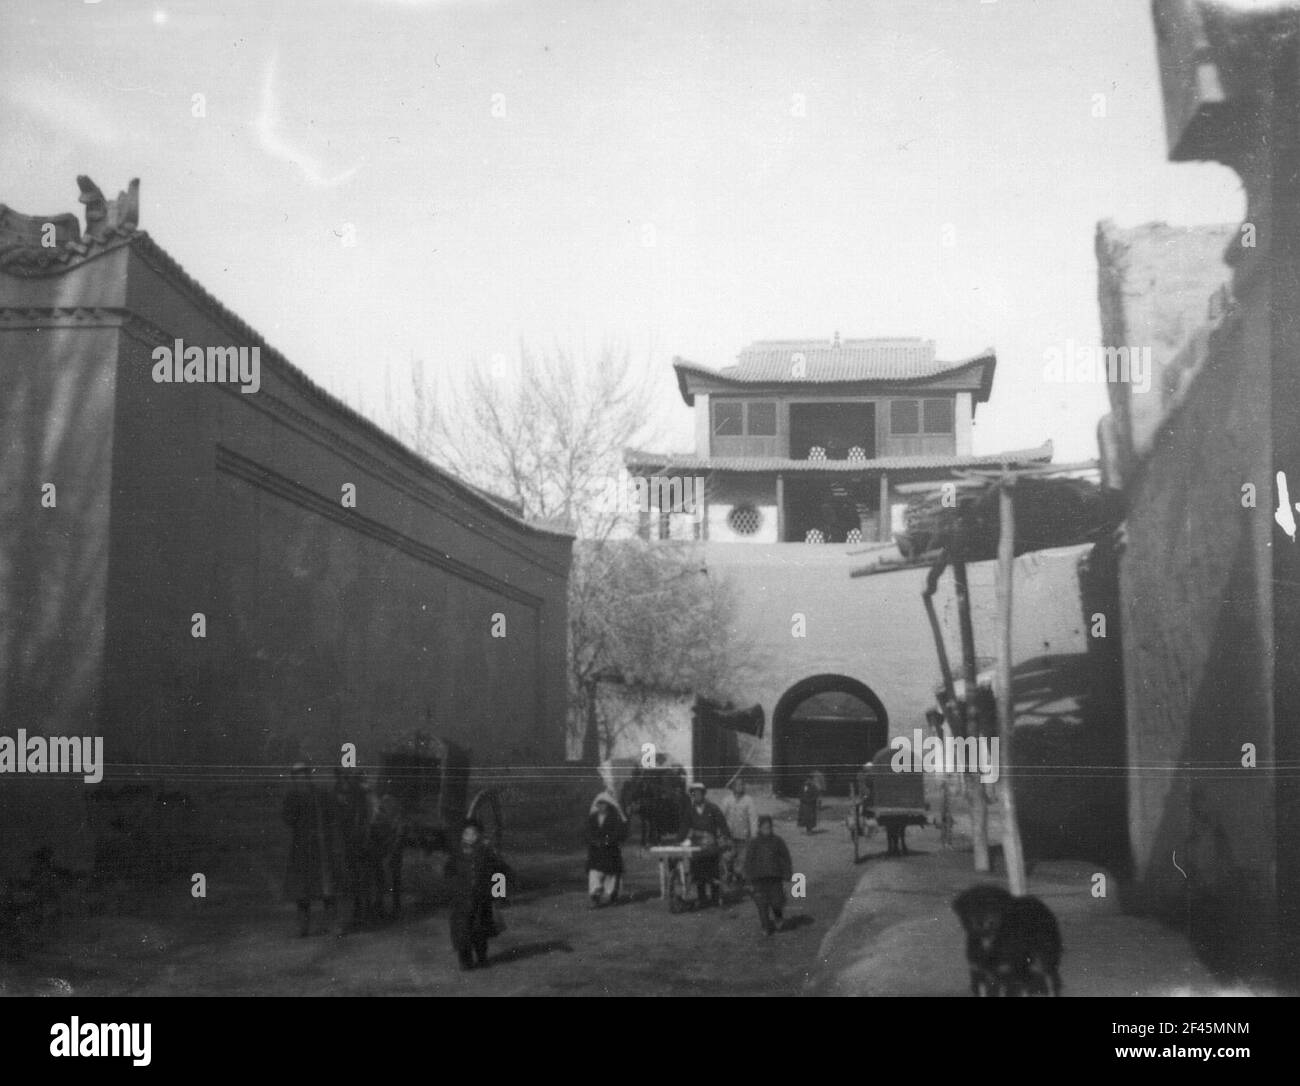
<box><xmin>672</xmin><ymin>340</ymin><xmax>996</xmax><ymax>404</ymax></box>
<box><xmin>624</xmin><ymin>441</ymin><xmax>1053</xmax><ymax>474</ymax></box>
<box><xmin>735</xmin><ymin>338</ymin><xmax>939</xmax><ymax>381</ymax></box>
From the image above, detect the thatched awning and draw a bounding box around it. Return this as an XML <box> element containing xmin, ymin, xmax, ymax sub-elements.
<box><xmin>881</xmin><ymin>464</ymin><xmax>1119</xmax><ymax>566</ymax></box>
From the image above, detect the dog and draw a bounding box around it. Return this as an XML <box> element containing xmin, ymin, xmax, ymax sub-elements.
<box><xmin>952</xmin><ymin>884</ymin><xmax>1062</xmax><ymax>996</ymax></box>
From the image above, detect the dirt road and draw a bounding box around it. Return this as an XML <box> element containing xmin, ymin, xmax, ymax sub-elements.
<box><xmin>3</xmin><ymin>794</ymin><xmax>874</xmax><ymax>997</ymax></box>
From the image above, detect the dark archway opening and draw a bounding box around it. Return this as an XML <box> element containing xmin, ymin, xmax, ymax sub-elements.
<box><xmin>772</xmin><ymin>675</ymin><xmax>888</xmax><ymax>797</ymax></box>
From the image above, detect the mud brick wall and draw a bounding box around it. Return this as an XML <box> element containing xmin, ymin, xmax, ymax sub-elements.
<box><xmin>1116</xmin><ymin>296</ymin><xmax>1277</xmax><ymax>975</ymax></box>
<box><xmin>1095</xmin><ymin>221</ymin><xmax>1236</xmax><ymax>475</ymax></box>
<box><xmin>1115</xmin><ymin>0</ymin><xmax>1300</xmax><ymax>981</ymax></box>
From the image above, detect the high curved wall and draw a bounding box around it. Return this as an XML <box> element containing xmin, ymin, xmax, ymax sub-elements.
<box><xmin>0</xmin><ymin>208</ymin><xmax>572</xmax><ymax>866</ymax></box>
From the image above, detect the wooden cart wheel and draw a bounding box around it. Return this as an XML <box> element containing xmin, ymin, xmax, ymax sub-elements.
<box><xmin>467</xmin><ymin>789</ymin><xmax>504</xmax><ymax>848</ymax></box>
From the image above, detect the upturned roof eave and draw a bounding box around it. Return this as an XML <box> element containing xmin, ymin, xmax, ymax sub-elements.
<box><xmin>671</xmin><ymin>350</ymin><xmax>998</xmax><ymax>407</ymax></box>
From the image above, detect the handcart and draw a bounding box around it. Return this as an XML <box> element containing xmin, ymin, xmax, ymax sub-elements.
<box><xmin>648</xmin><ymin>843</ymin><xmax>705</xmax><ymax>913</ymax></box>
<box><xmin>847</xmin><ymin>745</ymin><xmax>929</xmax><ymax>861</ymax></box>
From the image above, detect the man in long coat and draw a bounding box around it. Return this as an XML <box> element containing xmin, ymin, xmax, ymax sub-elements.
<box><xmin>283</xmin><ymin>763</ymin><xmax>341</xmax><ymax>937</ymax></box>
<box><xmin>680</xmin><ymin>782</ymin><xmax>729</xmax><ymax>907</ymax></box>
<box><xmin>332</xmin><ymin>767</ymin><xmax>372</xmax><ymax>929</ymax></box>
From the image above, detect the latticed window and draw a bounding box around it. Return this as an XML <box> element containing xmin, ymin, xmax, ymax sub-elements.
<box><xmin>727</xmin><ymin>503</ymin><xmax>762</xmax><ymax>536</ymax></box>
<box><xmin>923</xmin><ymin>397</ymin><xmax>954</xmax><ymax>434</ymax></box>
<box><xmin>890</xmin><ymin>400</ymin><xmax>920</xmax><ymax>435</ymax></box>
<box><xmin>713</xmin><ymin>401</ymin><xmax>743</xmax><ymax>435</ymax></box>
<box><xmin>747</xmin><ymin>402</ymin><xmax>777</xmax><ymax>436</ymax></box>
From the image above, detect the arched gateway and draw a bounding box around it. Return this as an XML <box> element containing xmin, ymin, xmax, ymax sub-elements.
<box><xmin>772</xmin><ymin>674</ymin><xmax>889</xmax><ymax>796</ymax></box>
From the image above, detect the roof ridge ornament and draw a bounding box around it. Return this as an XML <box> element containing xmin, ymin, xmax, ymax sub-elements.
<box><xmin>0</xmin><ymin>176</ymin><xmax>140</xmax><ymax>276</ymax></box>
<box><xmin>77</xmin><ymin>175</ymin><xmax>140</xmax><ymax>240</ymax></box>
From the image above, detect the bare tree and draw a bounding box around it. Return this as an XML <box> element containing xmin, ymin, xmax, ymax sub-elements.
<box><xmin>390</xmin><ymin>343</ymin><xmax>755</xmax><ymax>764</ymax></box>
<box><xmin>390</xmin><ymin>344</ymin><xmax>657</xmax><ymax>539</ymax></box>
<box><xmin>569</xmin><ymin>539</ymin><xmax>761</xmax><ymax>760</ymax></box>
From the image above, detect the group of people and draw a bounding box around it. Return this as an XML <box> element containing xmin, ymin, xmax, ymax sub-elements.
<box><xmin>618</xmin><ymin>757</ymin><xmax>689</xmax><ymax>846</ymax></box>
<box><xmin>282</xmin><ymin>763</ymin><xmax>401</xmax><ymax>938</ymax></box>
<box><xmin>285</xmin><ymin>761</ymin><xmax>800</xmax><ymax>975</ymax></box>
<box><xmin>283</xmin><ymin>763</ymin><xmax>512</xmax><ymax>971</ymax></box>
<box><xmin>587</xmin><ymin>776</ymin><xmax>795</xmax><ymax>934</ymax></box>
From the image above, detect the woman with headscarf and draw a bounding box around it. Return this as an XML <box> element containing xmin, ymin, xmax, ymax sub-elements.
<box><xmin>586</xmin><ymin>791</ymin><xmax>629</xmax><ymax>908</ymax></box>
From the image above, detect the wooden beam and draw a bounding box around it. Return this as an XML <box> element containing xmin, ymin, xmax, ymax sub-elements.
<box><xmin>997</xmin><ymin>481</ymin><xmax>1028</xmax><ymax>895</ymax></box>
<box><xmin>953</xmin><ymin>557</ymin><xmax>990</xmax><ymax>874</ymax></box>
<box><xmin>878</xmin><ymin>471</ymin><xmax>890</xmax><ymax>542</ymax></box>
<box><xmin>776</xmin><ymin>472</ymin><xmax>785</xmax><ymax>542</ymax></box>
<box><xmin>921</xmin><ymin>550</ymin><xmax>956</xmax><ymax>703</ymax></box>
<box><xmin>953</xmin><ymin>561</ymin><xmax>978</xmax><ymax>691</ymax></box>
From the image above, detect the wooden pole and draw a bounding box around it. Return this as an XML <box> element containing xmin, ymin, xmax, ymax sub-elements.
<box><xmin>776</xmin><ymin>472</ymin><xmax>785</xmax><ymax>542</ymax></box>
<box><xmin>953</xmin><ymin>558</ymin><xmax>990</xmax><ymax>873</ymax></box>
<box><xmin>921</xmin><ymin>550</ymin><xmax>956</xmax><ymax>701</ymax></box>
<box><xmin>997</xmin><ymin>480</ymin><xmax>1027</xmax><ymax>895</ymax></box>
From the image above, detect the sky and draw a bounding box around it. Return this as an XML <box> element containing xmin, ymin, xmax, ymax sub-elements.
<box><xmin>1</xmin><ymin>0</ymin><xmax>1244</xmax><ymax>463</ymax></box>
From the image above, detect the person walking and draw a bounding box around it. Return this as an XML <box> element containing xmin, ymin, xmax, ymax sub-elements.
<box><xmin>586</xmin><ymin>791</ymin><xmax>629</xmax><ymax>907</ymax></box>
<box><xmin>797</xmin><ymin>775</ymin><xmax>821</xmax><ymax>835</ymax></box>
<box><xmin>743</xmin><ymin>815</ymin><xmax>793</xmax><ymax>934</ymax></box>
<box><xmin>282</xmin><ymin>763</ymin><xmax>341</xmax><ymax>937</ymax></box>
<box><xmin>443</xmin><ymin>818</ymin><xmax>511</xmax><ymax>971</ymax></box>
<box><xmin>680</xmin><ymin>782</ymin><xmax>728</xmax><ymax>907</ymax></box>
<box><xmin>333</xmin><ymin>767</ymin><xmax>372</xmax><ymax>930</ymax></box>
<box><xmin>720</xmin><ymin>777</ymin><xmax>757</xmax><ymax>885</ymax></box>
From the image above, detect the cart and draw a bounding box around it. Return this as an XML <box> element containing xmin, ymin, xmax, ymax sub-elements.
<box><xmin>847</xmin><ymin>745</ymin><xmax>929</xmax><ymax>861</ymax></box>
<box><xmin>649</xmin><ymin>844</ymin><xmax>706</xmax><ymax>913</ymax></box>
<box><xmin>372</xmin><ymin>733</ymin><xmax>504</xmax><ymax>915</ymax></box>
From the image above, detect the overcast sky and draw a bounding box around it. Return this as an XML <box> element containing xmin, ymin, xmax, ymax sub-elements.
<box><xmin>2</xmin><ymin>0</ymin><xmax>1242</xmax><ymax>462</ymax></box>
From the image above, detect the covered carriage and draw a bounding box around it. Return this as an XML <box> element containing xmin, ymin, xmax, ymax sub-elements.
<box><xmin>369</xmin><ymin>733</ymin><xmax>504</xmax><ymax>913</ymax></box>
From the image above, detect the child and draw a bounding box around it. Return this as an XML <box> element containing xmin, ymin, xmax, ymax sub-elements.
<box><xmin>742</xmin><ymin>815</ymin><xmax>793</xmax><ymax>934</ymax></box>
<box><xmin>443</xmin><ymin>818</ymin><xmax>511</xmax><ymax>971</ymax></box>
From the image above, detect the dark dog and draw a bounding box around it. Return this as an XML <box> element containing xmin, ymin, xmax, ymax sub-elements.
<box><xmin>952</xmin><ymin>884</ymin><xmax>1062</xmax><ymax>996</ymax></box>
